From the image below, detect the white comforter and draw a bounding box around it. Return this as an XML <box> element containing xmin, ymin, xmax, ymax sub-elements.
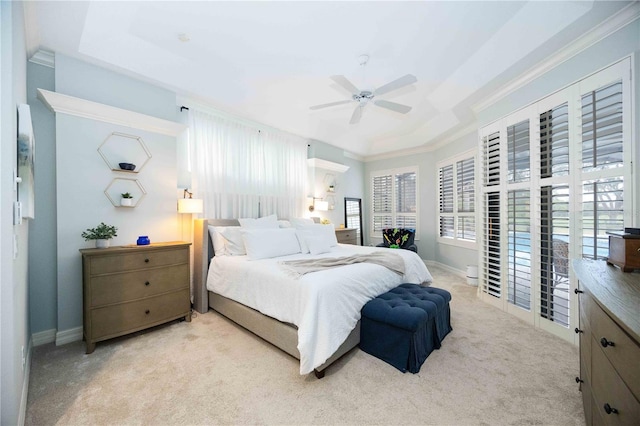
<box><xmin>206</xmin><ymin>244</ymin><xmax>433</xmax><ymax>374</ymax></box>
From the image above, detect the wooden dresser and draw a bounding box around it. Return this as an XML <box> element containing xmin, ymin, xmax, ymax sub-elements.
<box><xmin>573</xmin><ymin>260</ymin><xmax>640</xmax><ymax>425</ymax></box>
<box><xmin>335</xmin><ymin>228</ymin><xmax>358</xmax><ymax>245</ymax></box>
<box><xmin>80</xmin><ymin>242</ymin><xmax>191</xmax><ymax>354</ymax></box>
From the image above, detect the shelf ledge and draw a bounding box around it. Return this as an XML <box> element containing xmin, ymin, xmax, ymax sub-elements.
<box><xmin>307</xmin><ymin>158</ymin><xmax>349</xmax><ymax>173</ymax></box>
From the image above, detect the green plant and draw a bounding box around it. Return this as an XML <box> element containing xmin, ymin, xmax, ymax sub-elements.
<box><xmin>81</xmin><ymin>222</ymin><xmax>118</xmax><ymax>240</ymax></box>
<box><xmin>121</xmin><ymin>192</ymin><xmax>133</xmax><ymax>199</ymax></box>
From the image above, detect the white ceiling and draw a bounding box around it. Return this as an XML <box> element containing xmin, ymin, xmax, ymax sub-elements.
<box><xmin>24</xmin><ymin>1</ymin><xmax>634</xmax><ymax>158</ymax></box>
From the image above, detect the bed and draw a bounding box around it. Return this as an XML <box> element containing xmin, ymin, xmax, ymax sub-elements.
<box><xmin>193</xmin><ymin>218</ymin><xmax>433</xmax><ymax>378</ymax></box>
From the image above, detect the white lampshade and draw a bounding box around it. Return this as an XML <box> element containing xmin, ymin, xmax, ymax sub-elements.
<box><xmin>315</xmin><ymin>200</ymin><xmax>329</xmax><ymax>211</ymax></box>
<box><xmin>177</xmin><ymin>198</ymin><xmax>203</xmax><ymax>214</ymax></box>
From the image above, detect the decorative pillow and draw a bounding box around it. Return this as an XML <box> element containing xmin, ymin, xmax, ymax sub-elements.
<box><xmin>295</xmin><ymin>224</ymin><xmax>337</xmax><ymax>253</ymax></box>
<box><xmin>208</xmin><ymin>225</ymin><xmax>228</xmax><ymax>256</ymax></box>
<box><xmin>278</xmin><ymin>220</ymin><xmax>292</xmax><ymax>228</ymax></box>
<box><xmin>238</xmin><ymin>214</ymin><xmax>279</xmax><ymax>229</ymax></box>
<box><xmin>242</xmin><ymin>228</ymin><xmax>301</xmax><ymax>260</ymax></box>
<box><xmin>290</xmin><ymin>217</ymin><xmax>315</xmax><ymax>229</ymax></box>
<box><xmin>306</xmin><ymin>235</ymin><xmax>331</xmax><ymax>255</ymax></box>
<box><xmin>382</xmin><ymin>228</ymin><xmax>415</xmax><ymax>249</ymax></box>
<box><xmin>220</xmin><ymin>227</ymin><xmax>246</xmax><ymax>255</ymax></box>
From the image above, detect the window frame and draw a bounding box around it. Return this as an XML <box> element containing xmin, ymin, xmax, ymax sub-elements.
<box><xmin>437</xmin><ymin>149</ymin><xmax>478</xmax><ymax>250</ymax></box>
<box><xmin>370</xmin><ymin>166</ymin><xmax>419</xmax><ymax>237</ymax></box>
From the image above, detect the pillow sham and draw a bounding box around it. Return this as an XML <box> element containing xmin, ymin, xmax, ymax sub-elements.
<box><xmin>242</xmin><ymin>228</ymin><xmax>301</xmax><ymax>260</ymax></box>
<box><xmin>295</xmin><ymin>224</ymin><xmax>337</xmax><ymax>253</ymax></box>
<box><xmin>290</xmin><ymin>217</ymin><xmax>315</xmax><ymax>229</ymax></box>
<box><xmin>220</xmin><ymin>226</ymin><xmax>246</xmax><ymax>255</ymax></box>
<box><xmin>208</xmin><ymin>225</ymin><xmax>228</xmax><ymax>256</ymax></box>
<box><xmin>278</xmin><ymin>220</ymin><xmax>292</xmax><ymax>228</ymax></box>
<box><xmin>239</xmin><ymin>214</ymin><xmax>279</xmax><ymax>229</ymax></box>
<box><xmin>306</xmin><ymin>235</ymin><xmax>331</xmax><ymax>255</ymax></box>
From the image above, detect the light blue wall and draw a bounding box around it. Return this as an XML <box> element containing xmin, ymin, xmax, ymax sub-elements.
<box><xmin>1</xmin><ymin>2</ymin><xmax>30</xmax><ymax>424</ymax></box>
<box><xmin>27</xmin><ymin>61</ymin><xmax>56</xmax><ymax>335</ymax></box>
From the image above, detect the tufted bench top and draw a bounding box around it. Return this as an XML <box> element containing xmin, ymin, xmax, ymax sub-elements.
<box><xmin>361</xmin><ymin>284</ymin><xmax>452</xmax><ymax>332</ymax></box>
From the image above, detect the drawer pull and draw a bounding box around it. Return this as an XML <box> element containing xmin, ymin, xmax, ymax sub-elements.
<box><xmin>574</xmin><ymin>289</ymin><xmax>583</xmax><ymax>294</ymax></box>
<box><xmin>144</xmin><ymin>258</ymin><xmax>150</xmax><ymax>263</ymax></box>
<box><xmin>600</xmin><ymin>337</ymin><xmax>615</xmax><ymax>348</ymax></box>
<box><xmin>603</xmin><ymin>403</ymin><xmax>618</xmax><ymax>415</ymax></box>
<box><xmin>574</xmin><ymin>328</ymin><xmax>583</xmax><ymax>334</ymax></box>
<box><xmin>575</xmin><ymin>377</ymin><xmax>583</xmax><ymax>384</ymax></box>
<box><xmin>145</xmin><ymin>281</ymin><xmax>150</xmax><ymax>286</ymax></box>
<box><xmin>145</xmin><ymin>309</ymin><xmax>150</xmax><ymax>315</ymax></box>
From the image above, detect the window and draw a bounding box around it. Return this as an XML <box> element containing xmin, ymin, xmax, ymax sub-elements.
<box><xmin>478</xmin><ymin>58</ymin><xmax>632</xmax><ymax>343</ymax></box>
<box><xmin>371</xmin><ymin>167</ymin><xmax>418</xmax><ymax>234</ymax></box>
<box><xmin>438</xmin><ymin>152</ymin><xmax>476</xmax><ymax>247</ymax></box>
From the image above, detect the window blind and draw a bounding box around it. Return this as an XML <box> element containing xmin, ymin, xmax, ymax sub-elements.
<box><xmin>372</xmin><ymin>174</ymin><xmax>393</xmax><ymax>232</ymax></box>
<box><xmin>507</xmin><ymin>120</ymin><xmax>530</xmax><ymax>183</ymax></box>
<box><xmin>508</xmin><ymin>190</ymin><xmax>531</xmax><ymax>310</ymax></box>
<box><xmin>483</xmin><ymin>132</ymin><xmax>500</xmax><ymax>187</ymax></box>
<box><xmin>582</xmin><ymin>178</ymin><xmax>624</xmax><ymax>260</ymax></box>
<box><xmin>482</xmin><ymin>192</ymin><xmax>501</xmax><ymax>298</ymax></box>
<box><xmin>372</xmin><ymin>169</ymin><xmax>418</xmax><ymax>233</ymax></box>
<box><xmin>540</xmin><ymin>103</ymin><xmax>569</xmax><ymax>178</ymax></box>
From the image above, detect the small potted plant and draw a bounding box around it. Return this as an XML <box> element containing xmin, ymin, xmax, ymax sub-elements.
<box><xmin>82</xmin><ymin>222</ymin><xmax>118</xmax><ymax>248</ymax></box>
<box><xmin>121</xmin><ymin>192</ymin><xmax>134</xmax><ymax>207</ymax></box>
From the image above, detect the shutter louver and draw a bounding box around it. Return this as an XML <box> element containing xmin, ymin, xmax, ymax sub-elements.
<box><xmin>582</xmin><ymin>81</ymin><xmax>623</xmax><ymax>172</ymax></box>
<box><xmin>582</xmin><ymin>178</ymin><xmax>624</xmax><ymax>260</ymax></box>
<box><xmin>540</xmin><ymin>103</ymin><xmax>569</xmax><ymax>178</ymax></box>
<box><xmin>508</xmin><ymin>190</ymin><xmax>531</xmax><ymax>310</ymax></box>
<box><xmin>508</xmin><ymin>120</ymin><xmax>530</xmax><ymax>183</ymax></box>
<box><xmin>483</xmin><ymin>132</ymin><xmax>500</xmax><ymax>186</ymax></box>
<box><xmin>372</xmin><ymin>174</ymin><xmax>393</xmax><ymax>232</ymax></box>
<box><xmin>482</xmin><ymin>192</ymin><xmax>501</xmax><ymax>298</ymax></box>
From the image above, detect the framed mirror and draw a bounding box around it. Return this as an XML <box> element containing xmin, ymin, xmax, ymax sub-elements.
<box><xmin>344</xmin><ymin>197</ymin><xmax>363</xmax><ymax>246</ymax></box>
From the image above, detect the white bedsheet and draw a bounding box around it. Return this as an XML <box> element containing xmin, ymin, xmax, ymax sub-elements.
<box><xmin>206</xmin><ymin>244</ymin><xmax>433</xmax><ymax>374</ymax></box>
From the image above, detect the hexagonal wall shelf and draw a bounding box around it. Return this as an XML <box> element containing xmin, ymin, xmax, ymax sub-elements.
<box><xmin>104</xmin><ymin>178</ymin><xmax>147</xmax><ymax>208</ymax></box>
<box><xmin>98</xmin><ymin>132</ymin><xmax>152</xmax><ymax>173</ymax></box>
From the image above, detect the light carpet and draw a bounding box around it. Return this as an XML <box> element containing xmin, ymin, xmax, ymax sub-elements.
<box><xmin>25</xmin><ymin>265</ymin><xmax>584</xmax><ymax>425</ymax></box>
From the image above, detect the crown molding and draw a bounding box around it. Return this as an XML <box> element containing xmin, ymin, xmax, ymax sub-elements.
<box><xmin>29</xmin><ymin>50</ymin><xmax>55</xmax><ymax>68</ymax></box>
<box><xmin>342</xmin><ymin>150</ymin><xmax>364</xmax><ymax>162</ymax></box>
<box><xmin>37</xmin><ymin>89</ymin><xmax>186</xmax><ymax>137</ymax></box>
<box><xmin>363</xmin><ymin>123</ymin><xmax>478</xmax><ymax>163</ymax></box>
<box><xmin>472</xmin><ymin>2</ymin><xmax>640</xmax><ymax>114</ymax></box>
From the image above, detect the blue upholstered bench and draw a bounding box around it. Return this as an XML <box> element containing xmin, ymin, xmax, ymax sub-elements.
<box><xmin>360</xmin><ymin>284</ymin><xmax>452</xmax><ymax>373</ymax></box>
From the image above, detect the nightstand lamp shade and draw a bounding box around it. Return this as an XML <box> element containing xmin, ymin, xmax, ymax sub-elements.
<box><xmin>177</xmin><ymin>198</ymin><xmax>203</xmax><ymax>214</ymax></box>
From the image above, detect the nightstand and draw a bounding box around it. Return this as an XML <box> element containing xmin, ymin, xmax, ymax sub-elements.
<box><xmin>79</xmin><ymin>241</ymin><xmax>191</xmax><ymax>354</ymax></box>
<box><xmin>335</xmin><ymin>228</ymin><xmax>358</xmax><ymax>245</ymax></box>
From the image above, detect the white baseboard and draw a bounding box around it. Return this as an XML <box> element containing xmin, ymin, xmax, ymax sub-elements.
<box><xmin>424</xmin><ymin>260</ymin><xmax>467</xmax><ymax>279</ymax></box>
<box><xmin>18</xmin><ymin>338</ymin><xmax>32</xmax><ymax>426</ymax></box>
<box><xmin>32</xmin><ymin>328</ymin><xmax>56</xmax><ymax>346</ymax></box>
<box><xmin>56</xmin><ymin>326</ymin><xmax>83</xmax><ymax>346</ymax></box>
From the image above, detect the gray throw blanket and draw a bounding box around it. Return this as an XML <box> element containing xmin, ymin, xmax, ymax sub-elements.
<box><xmin>280</xmin><ymin>252</ymin><xmax>405</xmax><ymax>277</ymax></box>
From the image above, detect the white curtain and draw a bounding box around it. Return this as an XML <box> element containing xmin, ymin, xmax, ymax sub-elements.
<box><xmin>189</xmin><ymin>109</ymin><xmax>308</xmax><ymax>219</ymax></box>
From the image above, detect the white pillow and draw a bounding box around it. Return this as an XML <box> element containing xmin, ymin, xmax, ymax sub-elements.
<box><xmin>238</xmin><ymin>214</ymin><xmax>279</xmax><ymax>229</ymax></box>
<box><xmin>306</xmin><ymin>235</ymin><xmax>331</xmax><ymax>255</ymax></box>
<box><xmin>208</xmin><ymin>225</ymin><xmax>228</xmax><ymax>256</ymax></box>
<box><xmin>278</xmin><ymin>220</ymin><xmax>292</xmax><ymax>228</ymax></box>
<box><xmin>296</xmin><ymin>229</ymin><xmax>312</xmax><ymax>254</ymax></box>
<box><xmin>242</xmin><ymin>228</ymin><xmax>301</xmax><ymax>260</ymax></box>
<box><xmin>290</xmin><ymin>217</ymin><xmax>315</xmax><ymax>229</ymax></box>
<box><xmin>319</xmin><ymin>223</ymin><xmax>338</xmax><ymax>247</ymax></box>
<box><xmin>220</xmin><ymin>227</ymin><xmax>246</xmax><ymax>255</ymax></box>
<box><xmin>296</xmin><ymin>224</ymin><xmax>337</xmax><ymax>253</ymax></box>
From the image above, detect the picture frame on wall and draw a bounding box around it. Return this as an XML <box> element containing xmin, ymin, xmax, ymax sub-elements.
<box><xmin>17</xmin><ymin>104</ymin><xmax>35</xmax><ymax>219</ymax></box>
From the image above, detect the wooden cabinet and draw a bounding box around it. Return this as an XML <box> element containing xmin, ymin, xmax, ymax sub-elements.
<box><xmin>80</xmin><ymin>242</ymin><xmax>191</xmax><ymax>353</ymax></box>
<box><xmin>607</xmin><ymin>233</ymin><xmax>640</xmax><ymax>272</ymax></box>
<box><xmin>573</xmin><ymin>260</ymin><xmax>640</xmax><ymax>425</ymax></box>
<box><xmin>335</xmin><ymin>228</ymin><xmax>358</xmax><ymax>245</ymax></box>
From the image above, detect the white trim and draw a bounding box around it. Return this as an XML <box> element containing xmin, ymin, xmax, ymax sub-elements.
<box><xmin>307</xmin><ymin>158</ymin><xmax>350</xmax><ymax>173</ymax></box>
<box><xmin>343</xmin><ymin>150</ymin><xmax>364</xmax><ymax>162</ymax></box>
<box><xmin>55</xmin><ymin>326</ymin><xmax>83</xmax><ymax>346</ymax></box>
<box><xmin>32</xmin><ymin>328</ymin><xmax>56</xmax><ymax>346</ymax></box>
<box><xmin>472</xmin><ymin>2</ymin><xmax>640</xmax><ymax>114</ymax></box>
<box><xmin>37</xmin><ymin>89</ymin><xmax>187</xmax><ymax>137</ymax></box>
<box><xmin>28</xmin><ymin>49</ymin><xmax>55</xmax><ymax>68</ymax></box>
<box><xmin>424</xmin><ymin>260</ymin><xmax>466</xmax><ymax>279</ymax></box>
<box><xmin>18</xmin><ymin>338</ymin><xmax>33</xmax><ymax>426</ymax></box>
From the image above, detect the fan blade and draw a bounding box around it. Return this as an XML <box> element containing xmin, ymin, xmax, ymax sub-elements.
<box><xmin>349</xmin><ymin>105</ymin><xmax>363</xmax><ymax>124</ymax></box>
<box><xmin>330</xmin><ymin>75</ymin><xmax>360</xmax><ymax>95</ymax></box>
<box><xmin>309</xmin><ymin>99</ymin><xmax>352</xmax><ymax>110</ymax></box>
<box><xmin>374</xmin><ymin>74</ymin><xmax>417</xmax><ymax>96</ymax></box>
<box><xmin>373</xmin><ymin>99</ymin><xmax>412</xmax><ymax>114</ymax></box>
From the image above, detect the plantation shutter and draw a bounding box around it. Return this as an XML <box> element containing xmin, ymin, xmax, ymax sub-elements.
<box><xmin>396</xmin><ymin>172</ymin><xmax>417</xmax><ymax>229</ymax></box>
<box><xmin>372</xmin><ymin>174</ymin><xmax>393</xmax><ymax>232</ymax></box>
<box><xmin>483</xmin><ymin>132</ymin><xmax>500</xmax><ymax>186</ymax></box>
<box><xmin>507</xmin><ymin>190</ymin><xmax>531</xmax><ymax>310</ymax></box>
<box><xmin>439</xmin><ymin>165</ymin><xmax>454</xmax><ymax>237</ymax></box>
<box><xmin>482</xmin><ymin>192</ymin><xmax>501</xmax><ymax>298</ymax></box>
<box><xmin>582</xmin><ymin>178</ymin><xmax>624</xmax><ymax>260</ymax></box>
<box><xmin>540</xmin><ymin>103</ymin><xmax>570</xmax><ymax>178</ymax></box>
<box><xmin>507</xmin><ymin>120</ymin><xmax>530</xmax><ymax>183</ymax></box>
<box><xmin>456</xmin><ymin>158</ymin><xmax>475</xmax><ymax>240</ymax></box>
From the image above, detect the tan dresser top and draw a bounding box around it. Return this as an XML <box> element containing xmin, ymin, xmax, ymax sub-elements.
<box><xmin>80</xmin><ymin>241</ymin><xmax>191</xmax><ymax>256</ymax></box>
<box><xmin>573</xmin><ymin>259</ymin><xmax>640</xmax><ymax>343</ymax></box>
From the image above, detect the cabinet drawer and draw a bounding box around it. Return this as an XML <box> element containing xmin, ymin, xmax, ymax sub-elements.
<box><xmin>581</xmin><ymin>375</ymin><xmax>593</xmax><ymax>426</ymax></box>
<box><xmin>590</xmin><ymin>301</ymin><xmax>640</xmax><ymax>397</ymax></box>
<box><xmin>336</xmin><ymin>230</ymin><xmax>357</xmax><ymax>244</ymax></box>
<box><xmin>591</xmin><ymin>343</ymin><xmax>640</xmax><ymax>425</ymax></box>
<box><xmin>90</xmin><ymin>289</ymin><xmax>190</xmax><ymax>339</ymax></box>
<box><xmin>90</xmin><ymin>264</ymin><xmax>189</xmax><ymax>306</ymax></box>
<box><xmin>89</xmin><ymin>247</ymin><xmax>189</xmax><ymax>275</ymax></box>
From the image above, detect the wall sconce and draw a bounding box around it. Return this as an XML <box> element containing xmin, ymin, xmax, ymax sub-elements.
<box><xmin>308</xmin><ymin>197</ymin><xmax>328</xmax><ymax>212</ymax></box>
<box><xmin>177</xmin><ymin>188</ymin><xmax>203</xmax><ymax>214</ymax></box>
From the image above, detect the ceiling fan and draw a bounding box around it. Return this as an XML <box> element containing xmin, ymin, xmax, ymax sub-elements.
<box><xmin>310</xmin><ymin>55</ymin><xmax>417</xmax><ymax>124</ymax></box>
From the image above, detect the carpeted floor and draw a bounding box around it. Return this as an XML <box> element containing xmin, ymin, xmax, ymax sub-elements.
<box><xmin>25</xmin><ymin>265</ymin><xmax>584</xmax><ymax>425</ymax></box>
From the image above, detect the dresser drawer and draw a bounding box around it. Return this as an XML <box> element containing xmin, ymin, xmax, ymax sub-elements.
<box><xmin>89</xmin><ymin>247</ymin><xmax>189</xmax><ymax>275</ymax></box>
<box><xmin>581</xmin><ymin>374</ymin><xmax>593</xmax><ymax>426</ymax></box>
<box><xmin>90</xmin><ymin>264</ymin><xmax>189</xmax><ymax>306</ymax></box>
<box><xmin>590</xmin><ymin>300</ymin><xmax>640</xmax><ymax>397</ymax></box>
<box><xmin>591</xmin><ymin>342</ymin><xmax>640</xmax><ymax>425</ymax></box>
<box><xmin>336</xmin><ymin>229</ymin><xmax>357</xmax><ymax>245</ymax></box>
<box><xmin>90</xmin><ymin>289</ymin><xmax>190</xmax><ymax>339</ymax></box>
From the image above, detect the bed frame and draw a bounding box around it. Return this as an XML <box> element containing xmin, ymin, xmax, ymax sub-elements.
<box><xmin>192</xmin><ymin>218</ymin><xmax>360</xmax><ymax>378</ymax></box>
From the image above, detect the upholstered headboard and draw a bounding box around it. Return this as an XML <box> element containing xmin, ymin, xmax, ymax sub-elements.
<box><xmin>193</xmin><ymin>218</ymin><xmax>240</xmax><ymax>313</ymax></box>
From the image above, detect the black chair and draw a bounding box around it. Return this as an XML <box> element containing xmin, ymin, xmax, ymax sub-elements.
<box><xmin>376</xmin><ymin>228</ymin><xmax>417</xmax><ymax>253</ymax></box>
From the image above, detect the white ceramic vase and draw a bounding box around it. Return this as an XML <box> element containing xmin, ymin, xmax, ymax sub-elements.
<box><xmin>95</xmin><ymin>239</ymin><xmax>109</xmax><ymax>249</ymax></box>
<box><xmin>121</xmin><ymin>198</ymin><xmax>133</xmax><ymax>207</ymax></box>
